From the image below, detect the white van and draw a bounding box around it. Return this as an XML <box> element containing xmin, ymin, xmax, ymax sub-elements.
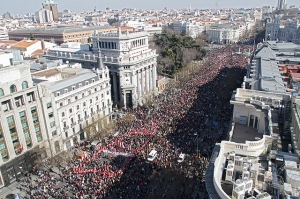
<box><xmin>147</xmin><ymin>150</ymin><xmax>157</xmax><ymax>161</ymax></box>
<box><xmin>177</xmin><ymin>153</ymin><xmax>185</xmax><ymax>163</ymax></box>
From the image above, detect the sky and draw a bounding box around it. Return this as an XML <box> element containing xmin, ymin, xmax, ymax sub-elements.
<box><xmin>1</xmin><ymin>0</ymin><xmax>300</xmax><ymax>15</ymax></box>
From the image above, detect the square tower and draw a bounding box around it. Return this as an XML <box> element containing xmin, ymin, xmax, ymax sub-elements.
<box><xmin>42</xmin><ymin>0</ymin><xmax>58</xmax><ymax>21</ymax></box>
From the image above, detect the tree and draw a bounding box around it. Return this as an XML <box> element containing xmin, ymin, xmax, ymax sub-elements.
<box><xmin>152</xmin><ymin>32</ymin><xmax>207</xmax><ymax>77</ymax></box>
<box><xmin>30</xmin><ymin>32</ymin><xmax>34</xmax><ymax>40</ymax></box>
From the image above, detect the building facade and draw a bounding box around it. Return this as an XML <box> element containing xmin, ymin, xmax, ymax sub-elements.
<box><xmin>265</xmin><ymin>15</ymin><xmax>300</xmax><ymax>43</ymax></box>
<box><xmin>0</xmin><ymin>62</ymin><xmax>62</xmax><ymax>187</ymax></box>
<box><xmin>35</xmin><ymin>8</ymin><xmax>54</xmax><ymax>24</ymax></box>
<box><xmin>90</xmin><ymin>29</ymin><xmax>158</xmax><ymax>108</ymax></box>
<box><xmin>43</xmin><ymin>29</ymin><xmax>158</xmax><ymax>109</ymax></box>
<box><xmin>42</xmin><ymin>0</ymin><xmax>59</xmax><ymax>21</ymax></box>
<box><xmin>50</xmin><ymin>63</ymin><xmax>111</xmax><ymax>150</ymax></box>
<box><xmin>8</xmin><ymin>26</ymin><xmax>117</xmax><ymax>45</ymax></box>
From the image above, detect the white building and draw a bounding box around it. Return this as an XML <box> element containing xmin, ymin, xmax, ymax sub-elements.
<box><xmin>32</xmin><ymin>53</ymin><xmax>112</xmax><ymax>150</ymax></box>
<box><xmin>11</xmin><ymin>40</ymin><xmax>42</xmax><ymax>58</ymax></box>
<box><xmin>44</xmin><ymin>28</ymin><xmax>158</xmax><ymax>109</ymax></box>
<box><xmin>265</xmin><ymin>15</ymin><xmax>300</xmax><ymax>43</ymax></box>
<box><xmin>0</xmin><ymin>31</ymin><xmax>8</xmax><ymax>41</ymax></box>
<box><xmin>207</xmin><ymin>23</ymin><xmax>247</xmax><ymax>44</ymax></box>
<box><xmin>0</xmin><ymin>62</ymin><xmax>62</xmax><ymax>187</ymax></box>
<box><xmin>90</xmin><ymin>29</ymin><xmax>158</xmax><ymax>108</ymax></box>
<box><xmin>172</xmin><ymin>20</ymin><xmax>205</xmax><ymax>38</ymax></box>
<box><xmin>35</xmin><ymin>8</ymin><xmax>54</xmax><ymax>24</ymax></box>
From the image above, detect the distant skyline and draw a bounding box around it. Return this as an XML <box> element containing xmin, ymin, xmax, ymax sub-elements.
<box><xmin>1</xmin><ymin>0</ymin><xmax>300</xmax><ymax>15</ymax></box>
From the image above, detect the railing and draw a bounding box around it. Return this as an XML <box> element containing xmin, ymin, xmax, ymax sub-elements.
<box><xmin>44</xmin><ymin>49</ymin><xmax>157</xmax><ymax>65</ymax></box>
<box><xmin>63</xmin><ymin>126</ymin><xmax>69</xmax><ymax>131</ymax></box>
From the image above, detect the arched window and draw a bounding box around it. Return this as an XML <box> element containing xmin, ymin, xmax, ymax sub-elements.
<box><xmin>10</xmin><ymin>85</ymin><xmax>17</xmax><ymax>93</ymax></box>
<box><xmin>0</xmin><ymin>88</ymin><xmax>4</xmax><ymax>97</ymax></box>
<box><xmin>22</xmin><ymin>81</ymin><xmax>28</xmax><ymax>89</ymax></box>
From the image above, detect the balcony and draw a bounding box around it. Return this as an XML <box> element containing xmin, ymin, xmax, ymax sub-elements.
<box><xmin>78</xmin><ymin>118</ymin><xmax>83</xmax><ymax>123</ymax></box>
<box><xmin>71</xmin><ymin>123</ymin><xmax>77</xmax><ymax>127</ymax></box>
<box><xmin>63</xmin><ymin>126</ymin><xmax>69</xmax><ymax>131</ymax></box>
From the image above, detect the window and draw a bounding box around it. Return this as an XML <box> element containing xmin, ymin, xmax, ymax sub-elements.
<box><xmin>90</xmin><ymin>99</ymin><xmax>92</xmax><ymax>104</ymax></box>
<box><xmin>68</xmin><ymin>99</ymin><xmax>71</xmax><ymax>104</ymax></box>
<box><xmin>7</xmin><ymin>116</ymin><xmax>14</xmax><ymax>125</ymax></box>
<box><xmin>56</xmin><ymin>92</ymin><xmax>60</xmax><ymax>97</ymax></box>
<box><xmin>94</xmin><ymin>88</ymin><xmax>97</xmax><ymax>92</ymax></box>
<box><xmin>14</xmin><ymin>96</ymin><xmax>24</xmax><ymax>107</ymax></box>
<box><xmin>83</xmin><ymin>102</ymin><xmax>86</xmax><ymax>106</ymax></box>
<box><xmin>62</xmin><ymin>112</ymin><xmax>65</xmax><ymax>117</ymax></box>
<box><xmin>60</xmin><ymin>102</ymin><xmax>63</xmax><ymax>107</ymax></box>
<box><xmin>10</xmin><ymin>85</ymin><xmax>17</xmax><ymax>93</ymax></box>
<box><xmin>92</xmin><ymin>79</ymin><xmax>95</xmax><ymax>83</ymax></box>
<box><xmin>33</xmin><ymin>117</ymin><xmax>39</xmax><ymax>124</ymax></box>
<box><xmin>22</xmin><ymin>81</ymin><xmax>28</xmax><ymax>89</ymax></box>
<box><xmin>77</xmin><ymin>105</ymin><xmax>80</xmax><ymax>110</ymax></box>
<box><xmin>24</xmin><ymin>132</ymin><xmax>30</xmax><ymax>138</ymax></box>
<box><xmin>0</xmin><ymin>143</ymin><xmax>6</xmax><ymax>150</ymax></box>
<box><xmin>52</xmin><ymin>130</ymin><xmax>57</xmax><ymax>136</ymax></box>
<box><xmin>72</xmin><ymin>86</ymin><xmax>75</xmax><ymax>90</ymax></box>
<box><xmin>27</xmin><ymin>92</ymin><xmax>35</xmax><ymax>102</ymax></box>
<box><xmin>46</xmin><ymin>102</ymin><xmax>52</xmax><ymax>109</ymax></box>
<box><xmin>69</xmin><ymin>108</ymin><xmax>72</xmax><ymax>113</ymax></box>
<box><xmin>0</xmin><ymin>88</ymin><xmax>4</xmax><ymax>97</ymax></box>
<box><xmin>35</xmin><ymin>127</ymin><xmax>40</xmax><ymax>133</ymax></box>
<box><xmin>50</xmin><ymin>121</ymin><xmax>55</xmax><ymax>128</ymax></box>
<box><xmin>37</xmin><ymin>136</ymin><xmax>42</xmax><ymax>142</ymax></box>
<box><xmin>75</xmin><ymin>96</ymin><xmax>78</xmax><ymax>100</ymax></box>
<box><xmin>64</xmin><ymin>89</ymin><xmax>68</xmax><ymax>94</ymax></box>
<box><xmin>82</xmin><ymin>93</ymin><xmax>85</xmax><ymax>98</ymax></box>
<box><xmin>85</xmin><ymin>81</ymin><xmax>89</xmax><ymax>85</ymax></box>
<box><xmin>19</xmin><ymin>111</ymin><xmax>25</xmax><ymax>118</ymax></box>
<box><xmin>22</xmin><ymin>122</ymin><xmax>28</xmax><ymax>128</ymax></box>
<box><xmin>96</xmin><ymin>96</ymin><xmax>98</xmax><ymax>101</ymax></box>
<box><xmin>2</xmin><ymin>100</ymin><xmax>12</xmax><ymax>112</ymax></box>
<box><xmin>31</xmin><ymin>107</ymin><xmax>37</xmax><ymax>115</ymax></box>
<box><xmin>107</xmin><ymin>91</ymin><xmax>109</xmax><ymax>95</ymax></box>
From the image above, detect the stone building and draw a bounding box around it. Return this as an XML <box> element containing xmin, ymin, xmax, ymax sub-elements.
<box><xmin>0</xmin><ymin>62</ymin><xmax>62</xmax><ymax>187</ymax></box>
<box><xmin>90</xmin><ymin>28</ymin><xmax>158</xmax><ymax>108</ymax></box>
<box><xmin>50</xmin><ymin>54</ymin><xmax>111</xmax><ymax>149</ymax></box>
<box><xmin>43</xmin><ymin>28</ymin><xmax>158</xmax><ymax>109</ymax></box>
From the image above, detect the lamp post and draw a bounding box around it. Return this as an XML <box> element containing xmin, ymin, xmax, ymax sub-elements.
<box><xmin>194</xmin><ymin>133</ymin><xmax>199</xmax><ymax>158</ymax></box>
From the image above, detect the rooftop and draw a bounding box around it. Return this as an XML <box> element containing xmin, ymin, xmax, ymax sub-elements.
<box><xmin>32</xmin><ymin>68</ymin><xmax>61</xmax><ymax>78</ymax></box>
<box><xmin>231</xmin><ymin>124</ymin><xmax>263</xmax><ymax>143</ymax></box>
<box><xmin>9</xmin><ymin>26</ymin><xmax>117</xmax><ymax>35</ymax></box>
<box><xmin>12</xmin><ymin>40</ymin><xmax>39</xmax><ymax>49</ymax></box>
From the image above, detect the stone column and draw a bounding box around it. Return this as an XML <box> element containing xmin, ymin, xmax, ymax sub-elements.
<box><xmin>141</xmin><ymin>69</ymin><xmax>144</xmax><ymax>96</ymax></box>
<box><xmin>123</xmin><ymin>90</ymin><xmax>127</xmax><ymax>109</ymax></box>
<box><xmin>113</xmin><ymin>73</ymin><xmax>118</xmax><ymax>104</ymax></box>
<box><xmin>136</xmin><ymin>71</ymin><xmax>141</xmax><ymax>100</ymax></box>
<box><xmin>149</xmin><ymin>67</ymin><xmax>153</xmax><ymax>91</ymax></box>
<box><xmin>152</xmin><ymin>65</ymin><xmax>157</xmax><ymax>90</ymax></box>
<box><xmin>146</xmin><ymin>67</ymin><xmax>150</xmax><ymax>93</ymax></box>
<box><xmin>119</xmin><ymin>73</ymin><xmax>125</xmax><ymax>105</ymax></box>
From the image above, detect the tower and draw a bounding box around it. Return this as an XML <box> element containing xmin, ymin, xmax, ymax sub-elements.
<box><xmin>42</xmin><ymin>0</ymin><xmax>59</xmax><ymax>21</ymax></box>
<box><xmin>277</xmin><ymin>0</ymin><xmax>286</xmax><ymax>10</ymax></box>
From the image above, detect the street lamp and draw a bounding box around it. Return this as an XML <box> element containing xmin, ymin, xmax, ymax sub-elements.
<box><xmin>194</xmin><ymin>132</ymin><xmax>199</xmax><ymax>158</ymax></box>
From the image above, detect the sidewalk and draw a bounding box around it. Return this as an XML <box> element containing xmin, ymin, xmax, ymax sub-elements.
<box><xmin>0</xmin><ymin>181</ymin><xmax>27</xmax><ymax>199</ymax></box>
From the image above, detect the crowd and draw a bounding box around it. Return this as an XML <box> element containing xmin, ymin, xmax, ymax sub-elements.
<box><xmin>18</xmin><ymin>44</ymin><xmax>250</xmax><ymax>199</ymax></box>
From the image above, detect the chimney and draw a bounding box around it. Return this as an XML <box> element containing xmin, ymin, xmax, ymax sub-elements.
<box><xmin>97</xmin><ymin>42</ymin><xmax>104</xmax><ymax>70</ymax></box>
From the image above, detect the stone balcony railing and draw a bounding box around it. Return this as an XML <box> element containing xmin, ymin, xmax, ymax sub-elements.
<box><xmin>44</xmin><ymin>49</ymin><xmax>157</xmax><ymax>65</ymax></box>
